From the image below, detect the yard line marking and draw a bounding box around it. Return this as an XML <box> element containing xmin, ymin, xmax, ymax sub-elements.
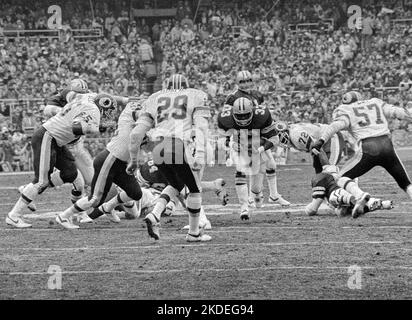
<box><xmin>0</xmin><ymin>225</ymin><xmax>411</xmax><ymax>233</ymax></box>
<box><xmin>0</xmin><ymin>240</ymin><xmax>405</xmax><ymax>252</ymax></box>
<box><xmin>2</xmin><ymin>265</ymin><xmax>412</xmax><ymax>276</ymax></box>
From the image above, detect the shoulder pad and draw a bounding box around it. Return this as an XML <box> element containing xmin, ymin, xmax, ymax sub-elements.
<box><xmin>218</xmin><ymin>111</ymin><xmax>234</xmax><ymax>130</ymax></box>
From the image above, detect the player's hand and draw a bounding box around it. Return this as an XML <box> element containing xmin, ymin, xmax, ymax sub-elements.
<box><xmin>310</xmin><ymin>139</ymin><xmax>325</xmax><ymax>156</ymax></box>
<box><xmin>126</xmin><ymin>161</ymin><xmax>138</xmax><ymax>175</ymax></box>
<box><xmin>257</xmin><ymin>146</ymin><xmax>265</xmax><ymax>154</ymax></box>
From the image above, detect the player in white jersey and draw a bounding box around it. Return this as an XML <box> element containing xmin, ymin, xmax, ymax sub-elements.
<box><xmin>18</xmin><ymin>79</ymin><xmax>93</xmax><ymax>214</ymax></box>
<box><xmin>312</xmin><ymin>91</ymin><xmax>412</xmax><ymax>218</ymax></box>
<box><xmin>56</xmin><ymin>99</ymin><xmax>143</xmax><ymax>229</ymax></box>
<box><xmin>126</xmin><ymin>74</ymin><xmax>212</xmax><ymax>242</ymax></box>
<box><xmin>276</xmin><ymin>122</ymin><xmax>345</xmax><ymax>173</ymax></box>
<box><xmin>6</xmin><ymin>91</ymin><xmax>115</xmax><ymax>228</ymax></box>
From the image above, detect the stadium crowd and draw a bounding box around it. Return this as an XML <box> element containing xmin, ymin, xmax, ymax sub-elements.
<box><xmin>1</xmin><ymin>0</ymin><xmax>412</xmax><ymax>171</ymax></box>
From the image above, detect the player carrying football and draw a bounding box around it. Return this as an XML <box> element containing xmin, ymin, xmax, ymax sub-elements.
<box><xmin>6</xmin><ymin>90</ymin><xmax>115</xmax><ymax>228</ymax></box>
<box><xmin>312</xmin><ymin>91</ymin><xmax>412</xmax><ymax>218</ymax></box>
<box><xmin>126</xmin><ymin>74</ymin><xmax>212</xmax><ymax>242</ymax></box>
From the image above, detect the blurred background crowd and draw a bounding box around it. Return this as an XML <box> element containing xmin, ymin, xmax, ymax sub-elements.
<box><xmin>1</xmin><ymin>0</ymin><xmax>412</xmax><ymax>171</ymax></box>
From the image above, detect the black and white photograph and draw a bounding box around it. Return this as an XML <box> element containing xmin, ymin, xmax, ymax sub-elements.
<box><xmin>0</xmin><ymin>0</ymin><xmax>411</xmax><ymax>307</ymax></box>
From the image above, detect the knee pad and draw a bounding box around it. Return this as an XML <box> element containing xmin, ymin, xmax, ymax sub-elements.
<box><xmin>235</xmin><ymin>171</ymin><xmax>247</xmax><ymax>185</ymax></box>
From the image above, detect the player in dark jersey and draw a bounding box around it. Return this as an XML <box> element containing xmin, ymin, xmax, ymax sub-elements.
<box><xmin>225</xmin><ymin>71</ymin><xmax>264</xmax><ymax>107</ymax></box>
<box><xmin>218</xmin><ymin>97</ymin><xmax>290</xmax><ymax>220</ymax></box>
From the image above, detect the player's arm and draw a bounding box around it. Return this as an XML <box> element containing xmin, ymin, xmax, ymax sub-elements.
<box><xmin>382</xmin><ymin>102</ymin><xmax>412</xmax><ymax>121</ymax></box>
<box><xmin>72</xmin><ymin>108</ymin><xmax>100</xmax><ymax>135</ymax></box>
<box><xmin>259</xmin><ymin>110</ymin><xmax>279</xmax><ymax>153</ymax></box>
<box><xmin>112</xmin><ymin>95</ymin><xmax>130</xmax><ymax>107</ymax></box>
<box><xmin>312</xmin><ymin>108</ymin><xmax>350</xmax><ymax>154</ymax></box>
<box><xmin>128</xmin><ymin>112</ymin><xmax>154</xmax><ymax>165</ymax></box>
<box><xmin>192</xmin><ymin>98</ymin><xmax>211</xmax><ymax>169</ymax></box>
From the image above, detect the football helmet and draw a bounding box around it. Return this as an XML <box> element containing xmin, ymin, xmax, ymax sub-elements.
<box><xmin>94</xmin><ymin>93</ymin><xmax>118</xmax><ymax>126</ymax></box>
<box><xmin>69</xmin><ymin>79</ymin><xmax>88</xmax><ymax>93</ymax></box>
<box><xmin>342</xmin><ymin>91</ymin><xmax>363</xmax><ymax>104</ymax></box>
<box><xmin>233</xmin><ymin>97</ymin><xmax>253</xmax><ymax>126</ymax></box>
<box><xmin>236</xmin><ymin>70</ymin><xmax>253</xmax><ymax>93</ymax></box>
<box><xmin>274</xmin><ymin>121</ymin><xmax>290</xmax><ymax>147</ymax></box>
<box><xmin>165</xmin><ymin>74</ymin><xmax>189</xmax><ymax>90</ymax></box>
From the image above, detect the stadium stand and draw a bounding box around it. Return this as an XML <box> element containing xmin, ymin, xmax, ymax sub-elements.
<box><xmin>0</xmin><ymin>0</ymin><xmax>411</xmax><ymax>171</ymax></box>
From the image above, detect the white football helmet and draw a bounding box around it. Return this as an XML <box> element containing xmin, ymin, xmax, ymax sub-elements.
<box><xmin>236</xmin><ymin>70</ymin><xmax>253</xmax><ymax>93</ymax></box>
<box><xmin>342</xmin><ymin>91</ymin><xmax>363</xmax><ymax>104</ymax></box>
<box><xmin>165</xmin><ymin>74</ymin><xmax>189</xmax><ymax>90</ymax></box>
<box><xmin>233</xmin><ymin>97</ymin><xmax>254</xmax><ymax>126</ymax></box>
<box><xmin>69</xmin><ymin>79</ymin><xmax>88</xmax><ymax>93</ymax></box>
<box><xmin>274</xmin><ymin>121</ymin><xmax>290</xmax><ymax>147</ymax></box>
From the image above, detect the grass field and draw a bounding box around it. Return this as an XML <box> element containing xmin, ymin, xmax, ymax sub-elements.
<box><xmin>0</xmin><ymin>163</ymin><xmax>411</xmax><ymax>300</ymax></box>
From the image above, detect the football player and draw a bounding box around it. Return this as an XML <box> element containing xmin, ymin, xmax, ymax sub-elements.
<box><xmin>126</xmin><ymin>74</ymin><xmax>212</xmax><ymax>242</ymax></box>
<box><xmin>225</xmin><ymin>71</ymin><xmax>264</xmax><ymax>107</ymax></box>
<box><xmin>312</xmin><ymin>91</ymin><xmax>412</xmax><ymax>217</ymax></box>
<box><xmin>6</xmin><ymin>90</ymin><xmax>113</xmax><ymax>228</ymax></box>
<box><xmin>218</xmin><ymin>97</ymin><xmax>290</xmax><ymax>221</ymax></box>
<box><xmin>56</xmin><ymin>99</ymin><xmax>143</xmax><ymax>229</ymax></box>
<box><xmin>18</xmin><ymin>79</ymin><xmax>91</xmax><ymax>213</ymax></box>
<box><xmin>306</xmin><ymin>149</ymin><xmax>393</xmax><ymax>217</ymax></box>
<box><xmin>276</xmin><ymin>121</ymin><xmax>345</xmax><ymax>173</ymax></box>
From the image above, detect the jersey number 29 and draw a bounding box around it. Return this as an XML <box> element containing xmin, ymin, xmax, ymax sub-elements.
<box><xmin>157</xmin><ymin>95</ymin><xmax>188</xmax><ymax>123</ymax></box>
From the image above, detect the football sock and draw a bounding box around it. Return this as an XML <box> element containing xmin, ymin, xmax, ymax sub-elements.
<box><xmin>9</xmin><ymin>183</ymin><xmax>39</xmax><ymax>218</ymax></box>
<box><xmin>337</xmin><ymin>177</ymin><xmax>364</xmax><ymax>199</ymax></box>
<box><xmin>187</xmin><ymin>193</ymin><xmax>202</xmax><ymax>235</ymax></box>
<box><xmin>266</xmin><ymin>169</ymin><xmax>279</xmax><ymax>198</ymax></box>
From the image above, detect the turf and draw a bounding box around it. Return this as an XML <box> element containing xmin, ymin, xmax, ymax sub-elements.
<box><xmin>0</xmin><ymin>163</ymin><xmax>411</xmax><ymax>300</ymax></box>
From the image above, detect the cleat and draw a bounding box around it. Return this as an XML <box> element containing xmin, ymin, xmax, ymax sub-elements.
<box><xmin>254</xmin><ymin>192</ymin><xmax>264</xmax><ymax>208</ymax></box>
<box><xmin>186</xmin><ymin>232</ymin><xmax>212</xmax><ymax>242</ymax></box>
<box><xmin>381</xmin><ymin>200</ymin><xmax>393</xmax><ymax>210</ymax></box>
<box><xmin>240</xmin><ymin>205</ymin><xmax>250</xmax><ymax>220</ymax></box>
<box><xmin>18</xmin><ymin>186</ymin><xmax>37</xmax><ymax>212</ymax></box>
<box><xmin>6</xmin><ymin>215</ymin><xmax>32</xmax><ymax>228</ymax></box>
<box><xmin>56</xmin><ymin>214</ymin><xmax>79</xmax><ymax>229</ymax></box>
<box><xmin>367</xmin><ymin>198</ymin><xmax>382</xmax><ymax>212</ymax></box>
<box><xmin>215</xmin><ymin>178</ymin><xmax>228</xmax><ymax>206</ymax></box>
<box><xmin>106</xmin><ymin>210</ymin><xmax>121</xmax><ymax>223</ymax></box>
<box><xmin>269</xmin><ymin>195</ymin><xmax>291</xmax><ymax>207</ymax></box>
<box><xmin>77</xmin><ymin>212</ymin><xmax>93</xmax><ymax>224</ymax></box>
<box><xmin>143</xmin><ymin>213</ymin><xmax>160</xmax><ymax>240</ymax></box>
<box><xmin>352</xmin><ymin>193</ymin><xmax>371</xmax><ymax>219</ymax></box>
